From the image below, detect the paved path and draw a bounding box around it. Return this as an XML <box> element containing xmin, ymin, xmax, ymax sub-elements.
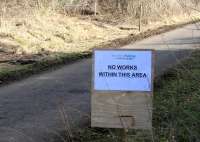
<box><xmin>0</xmin><ymin>23</ymin><xmax>200</xmax><ymax>142</ymax></box>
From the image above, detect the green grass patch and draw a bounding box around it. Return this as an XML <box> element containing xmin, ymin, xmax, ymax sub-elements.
<box><xmin>153</xmin><ymin>51</ymin><xmax>200</xmax><ymax>142</ymax></box>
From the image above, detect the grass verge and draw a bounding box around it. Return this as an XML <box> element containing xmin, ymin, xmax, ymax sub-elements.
<box><xmin>0</xmin><ymin>19</ymin><xmax>199</xmax><ymax>86</ymax></box>
<box><xmin>153</xmin><ymin>50</ymin><xmax>200</xmax><ymax>141</ymax></box>
<box><xmin>66</xmin><ymin>50</ymin><xmax>200</xmax><ymax>142</ymax></box>
<box><xmin>0</xmin><ymin>52</ymin><xmax>91</xmax><ymax>85</ymax></box>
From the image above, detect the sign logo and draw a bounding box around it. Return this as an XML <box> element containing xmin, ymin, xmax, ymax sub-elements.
<box><xmin>112</xmin><ymin>54</ymin><xmax>136</xmax><ymax>60</ymax></box>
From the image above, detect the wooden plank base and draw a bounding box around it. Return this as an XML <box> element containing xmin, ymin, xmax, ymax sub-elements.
<box><xmin>91</xmin><ymin>92</ymin><xmax>152</xmax><ymax>129</ymax></box>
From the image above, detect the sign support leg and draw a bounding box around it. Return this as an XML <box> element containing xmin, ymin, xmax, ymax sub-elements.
<box><xmin>121</xmin><ymin>129</ymin><xmax>128</xmax><ymax>142</ymax></box>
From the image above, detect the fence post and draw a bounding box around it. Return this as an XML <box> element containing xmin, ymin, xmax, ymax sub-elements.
<box><xmin>139</xmin><ymin>3</ymin><xmax>142</xmax><ymax>32</ymax></box>
<box><xmin>94</xmin><ymin>0</ymin><xmax>97</xmax><ymax>16</ymax></box>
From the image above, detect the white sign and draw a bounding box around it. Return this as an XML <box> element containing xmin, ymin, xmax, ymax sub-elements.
<box><xmin>94</xmin><ymin>50</ymin><xmax>153</xmax><ymax>92</ymax></box>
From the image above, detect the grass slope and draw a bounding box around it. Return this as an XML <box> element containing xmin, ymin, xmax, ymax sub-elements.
<box><xmin>1</xmin><ymin>18</ymin><xmax>200</xmax><ymax>86</ymax></box>
<box><xmin>0</xmin><ymin>7</ymin><xmax>200</xmax><ymax>85</ymax></box>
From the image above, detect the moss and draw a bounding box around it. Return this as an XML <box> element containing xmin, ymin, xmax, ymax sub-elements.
<box><xmin>0</xmin><ymin>52</ymin><xmax>91</xmax><ymax>85</ymax></box>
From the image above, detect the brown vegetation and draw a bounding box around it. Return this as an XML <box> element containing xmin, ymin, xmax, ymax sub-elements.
<box><xmin>0</xmin><ymin>0</ymin><xmax>200</xmax><ymax>84</ymax></box>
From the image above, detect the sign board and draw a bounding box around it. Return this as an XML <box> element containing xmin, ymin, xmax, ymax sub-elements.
<box><xmin>94</xmin><ymin>50</ymin><xmax>153</xmax><ymax>91</ymax></box>
<box><xmin>91</xmin><ymin>49</ymin><xmax>154</xmax><ymax>129</ymax></box>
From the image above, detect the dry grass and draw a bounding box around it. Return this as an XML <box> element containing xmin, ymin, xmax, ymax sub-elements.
<box><xmin>1</xmin><ymin>10</ymin><xmax>200</xmax><ymax>55</ymax></box>
<box><xmin>0</xmin><ymin>0</ymin><xmax>200</xmax><ymax>84</ymax></box>
<box><xmin>0</xmin><ymin>11</ymin><xmax>132</xmax><ymax>55</ymax></box>
<box><xmin>0</xmin><ymin>0</ymin><xmax>200</xmax><ymax>55</ymax></box>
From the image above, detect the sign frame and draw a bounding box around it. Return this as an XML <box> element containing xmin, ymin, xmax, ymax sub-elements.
<box><xmin>91</xmin><ymin>48</ymin><xmax>155</xmax><ymax>129</ymax></box>
<box><xmin>92</xmin><ymin>48</ymin><xmax>155</xmax><ymax>93</ymax></box>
